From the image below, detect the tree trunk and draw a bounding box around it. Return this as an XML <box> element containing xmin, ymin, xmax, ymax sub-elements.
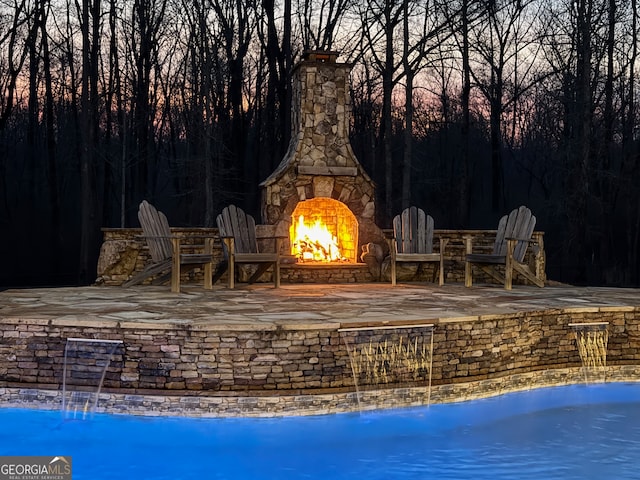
<box><xmin>459</xmin><ymin>0</ymin><xmax>471</xmax><ymax>226</ymax></box>
<box><xmin>79</xmin><ymin>0</ymin><xmax>99</xmax><ymax>284</ymax></box>
<box><xmin>40</xmin><ymin>3</ymin><xmax>61</xmax><ymax>273</ymax></box>
<box><xmin>382</xmin><ymin>2</ymin><xmax>395</xmax><ymax>221</ymax></box>
<box><xmin>627</xmin><ymin>0</ymin><xmax>639</xmax><ymax>284</ymax></box>
<box><xmin>401</xmin><ymin>1</ymin><xmax>413</xmax><ymax>210</ymax></box>
<box><xmin>490</xmin><ymin>93</ymin><xmax>504</xmax><ymax>213</ymax></box>
<box><xmin>567</xmin><ymin>0</ymin><xmax>593</xmax><ymax>283</ymax></box>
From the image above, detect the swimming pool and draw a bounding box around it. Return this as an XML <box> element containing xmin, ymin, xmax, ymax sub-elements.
<box><xmin>1</xmin><ymin>383</ymin><xmax>639</xmax><ymax>479</ymax></box>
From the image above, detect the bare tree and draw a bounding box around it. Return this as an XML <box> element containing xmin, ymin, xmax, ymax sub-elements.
<box><xmin>626</xmin><ymin>0</ymin><xmax>639</xmax><ymax>283</ymax></box>
<box><xmin>254</xmin><ymin>0</ymin><xmax>292</xmax><ymax>186</ymax></box>
<box><xmin>78</xmin><ymin>0</ymin><xmax>103</xmax><ymax>283</ymax></box>
<box><xmin>102</xmin><ymin>0</ymin><xmax>126</xmax><ymax>226</ymax></box>
<box><xmin>0</xmin><ymin>0</ymin><xmax>39</xmax><ymax>235</ymax></box>
<box><xmin>468</xmin><ymin>0</ymin><xmax>545</xmax><ymax>212</ymax></box>
<box><xmin>129</xmin><ymin>0</ymin><xmax>167</xmax><ymax>201</ymax></box>
<box><xmin>0</xmin><ymin>0</ymin><xmax>38</xmax><ymax>132</ymax></box>
<box><xmin>38</xmin><ymin>0</ymin><xmax>61</xmax><ymax>267</ymax></box>
<box><xmin>400</xmin><ymin>0</ymin><xmax>453</xmax><ymax>210</ymax></box>
<box><xmin>459</xmin><ymin>0</ymin><xmax>473</xmax><ymax>224</ymax></box>
<box><xmin>209</xmin><ymin>0</ymin><xmax>258</xmax><ymax>213</ymax></box>
<box><xmin>294</xmin><ymin>0</ymin><xmax>352</xmax><ymax>51</ymax></box>
<box><xmin>358</xmin><ymin>0</ymin><xmax>405</xmax><ymax>221</ymax></box>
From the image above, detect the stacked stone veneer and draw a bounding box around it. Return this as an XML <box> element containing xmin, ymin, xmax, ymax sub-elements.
<box><xmin>97</xmin><ymin>228</ymin><xmax>546</xmax><ymax>286</ymax></box>
<box><xmin>5</xmin><ymin>366</ymin><xmax>640</xmax><ymax>417</ymax></box>
<box><xmin>1</xmin><ymin>307</ymin><xmax>638</xmax><ymax>415</ymax></box>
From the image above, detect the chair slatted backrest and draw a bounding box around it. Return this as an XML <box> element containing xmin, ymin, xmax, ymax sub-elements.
<box><xmin>492</xmin><ymin>206</ymin><xmax>536</xmax><ymax>262</ymax></box>
<box><xmin>393</xmin><ymin>206</ymin><xmax>434</xmax><ymax>254</ymax></box>
<box><xmin>138</xmin><ymin>200</ymin><xmax>173</xmax><ymax>263</ymax></box>
<box><xmin>217</xmin><ymin>205</ymin><xmax>260</xmax><ymax>257</ymax></box>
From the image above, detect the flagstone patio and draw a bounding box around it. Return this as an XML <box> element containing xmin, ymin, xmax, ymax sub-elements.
<box><xmin>2</xmin><ymin>283</ymin><xmax>638</xmax><ymax>328</ymax></box>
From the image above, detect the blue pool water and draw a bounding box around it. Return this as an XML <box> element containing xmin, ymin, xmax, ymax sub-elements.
<box><xmin>1</xmin><ymin>384</ymin><xmax>640</xmax><ymax>479</ymax></box>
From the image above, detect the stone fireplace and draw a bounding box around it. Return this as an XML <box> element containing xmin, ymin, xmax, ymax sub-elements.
<box><xmin>260</xmin><ymin>50</ymin><xmax>385</xmax><ymax>264</ymax></box>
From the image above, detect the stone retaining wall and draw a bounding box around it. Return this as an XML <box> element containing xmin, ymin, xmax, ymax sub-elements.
<box><xmin>1</xmin><ymin>307</ymin><xmax>637</xmax><ymax>403</ymax></box>
<box><xmin>96</xmin><ymin>228</ymin><xmax>546</xmax><ymax>286</ymax></box>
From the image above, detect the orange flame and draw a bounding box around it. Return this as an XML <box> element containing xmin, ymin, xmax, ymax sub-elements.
<box><xmin>291</xmin><ymin>215</ymin><xmax>343</xmax><ymax>262</ymax></box>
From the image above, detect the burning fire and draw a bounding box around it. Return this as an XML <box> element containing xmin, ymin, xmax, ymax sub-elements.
<box><xmin>291</xmin><ymin>215</ymin><xmax>343</xmax><ymax>262</ymax></box>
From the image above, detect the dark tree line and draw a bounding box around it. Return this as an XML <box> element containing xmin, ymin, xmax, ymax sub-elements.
<box><xmin>0</xmin><ymin>0</ymin><xmax>638</xmax><ymax>286</ymax></box>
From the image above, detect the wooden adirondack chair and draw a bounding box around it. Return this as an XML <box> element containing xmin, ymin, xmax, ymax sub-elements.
<box><xmin>464</xmin><ymin>205</ymin><xmax>545</xmax><ymax>290</ymax></box>
<box><xmin>123</xmin><ymin>201</ymin><xmax>214</xmax><ymax>293</ymax></box>
<box><xmin>390</xmin><ymin>206</ymin><xmax>447</xmax><ymax>286</ymax></box>
<box><xmin>214</xmin><ymin>205</ymin><xmax>282</xmax><ymax>289</ymax></box>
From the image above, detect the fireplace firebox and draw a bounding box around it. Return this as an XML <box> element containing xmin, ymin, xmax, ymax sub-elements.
<box><xmin>290</xmin><ymin>198</ymin><xmax>358</xmax><ymax>263</ymax></box>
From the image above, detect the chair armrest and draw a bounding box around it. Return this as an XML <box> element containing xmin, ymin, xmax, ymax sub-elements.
<box><xmin>171</xmin><ymin>236</ymin><xmax>214</xmax><ymax>255</ymax></box>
